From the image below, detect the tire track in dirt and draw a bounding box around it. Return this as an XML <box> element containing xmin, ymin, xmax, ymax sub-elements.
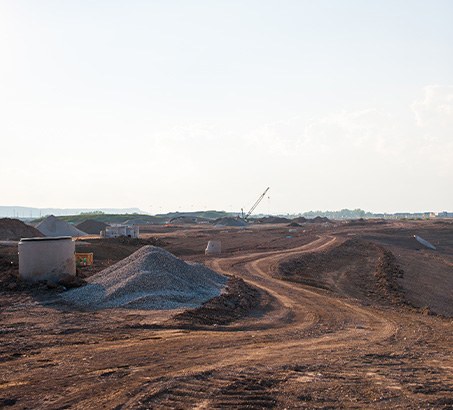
<box><xmin>204</xmin><ymin>235</ymin><xmax>397</xmax><ymax>367</ymax></box>
<box><xmin>110</xmin><ymin>235</ymin><xmax>400</xmax><ymax>409</ymax></box>
<box><xmin>2</xmin><ymin>225</ymin><xmax>452</xmax><ymax>409</ymax></box>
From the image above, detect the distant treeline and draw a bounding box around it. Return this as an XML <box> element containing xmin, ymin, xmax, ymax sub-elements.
<box><xmin>299</xmin><ymin>209</ymin><xmax>368</xmax><ymax>219</ymax></box>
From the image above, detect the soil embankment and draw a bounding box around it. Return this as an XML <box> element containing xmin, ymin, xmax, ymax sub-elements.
<box><xmin>278</xmin><ymin>239</ymin><xmax>408</xmax><ymax>308</ymax></box>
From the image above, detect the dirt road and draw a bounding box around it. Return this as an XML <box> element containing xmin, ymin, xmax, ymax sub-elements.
<box><xmin>1</xmin><ymin>230</ymin><xmax>452</xmax><ymax>409</ymax></box>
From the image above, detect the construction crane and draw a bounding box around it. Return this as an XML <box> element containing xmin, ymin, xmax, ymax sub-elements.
<box><xmin>241</xmin><ymin>187</ymin><xmax>270</xmax><ymax>221</ymax></box>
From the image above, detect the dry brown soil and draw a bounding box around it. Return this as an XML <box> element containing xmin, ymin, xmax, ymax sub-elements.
<box><xmin>0</xmin><ymin>220</ymin><xmax>452</xmax><ymax>409</ymax></box>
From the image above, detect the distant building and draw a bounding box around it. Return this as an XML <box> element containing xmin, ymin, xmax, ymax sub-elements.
<box><xmin>435</xmin><ymin>211</ymin><xmax>453</xmax><ymax>218</ymax></box>
<box><xmin>100</xmin><ymin>225</ymin><xmax>139</xmax><ymax>239</ymax></box>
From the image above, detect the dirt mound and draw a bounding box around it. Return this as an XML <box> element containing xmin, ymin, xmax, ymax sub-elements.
<box><xmin>61</xmin><ymin>246</ymin><xmax>228</xmax><ymax>310</ymax></box>
<box><xmin>347</xmin><ymin>218</ymin><xmax>367</xmax><ymax>226</ymax></box>
<box><xmin>256</xmin><ymin>216</ymin><xmax>291</xmax><ymax>224</ymax></box>
<box><xmin>36</xmin><ymin>215</ymin><xmax>87</xmax><ymax>237</ymax></box>
<box><xmin>75</xmin><ymin>219</ymin><xmax>108</xmax><ymax>235</ymax></box>
<box><xmin>311</xmin><ymin>216</ymin><xmax>331</xmax><ymax>223</ymax></box>
<box><xmin>293</xmin><ymin>216</ymin><xmax>307</xmax><ymax>223</ymax></box>
<box><xmin>288</xmin><ymin>221</ymin><xmax>301</xmax><ymax>227</ymax></box>
<box><xmin>172</xmin><ymin>276</ymin><xmax>260</xmax><ymax>326</ymax></box>
<box><xmin>0</xmin><ymin>218</ymin><xmax>43</xmax><ymax>240</ymax></box>
<box><xmin>278</xmin><ymin>239</ymin><xmax>408</xmax><ymax>307</ymax></box>
<box><xmin>213</xmin><ymin>217</ymin><xmax>248</xmax><ymax>227</ymax></box>
<box><xmin>374</xmin><ymin>247</ymin><xmax>406</xmax><ymax>306</ymax></box>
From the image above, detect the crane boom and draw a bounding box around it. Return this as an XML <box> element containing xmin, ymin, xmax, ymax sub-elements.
<box><xmin>243</xmin><ymin>187</ymin><xmax>269</xmax><ymax>220</ymax></box>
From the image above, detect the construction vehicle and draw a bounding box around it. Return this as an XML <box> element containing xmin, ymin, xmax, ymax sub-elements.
<box><xmin>240</xmin><ymin>187</ymin><xmax>270</xmax><ymax>221</ymax></box>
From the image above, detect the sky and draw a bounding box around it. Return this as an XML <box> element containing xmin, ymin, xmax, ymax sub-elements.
<box><xmin>1</xmin><ymin>0</ymin><xmax>452</xmax><ymax>215</ymax></box>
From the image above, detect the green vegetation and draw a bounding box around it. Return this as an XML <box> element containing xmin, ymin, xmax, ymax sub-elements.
<box><xmin>299</xmin><ymin>208</ymin><xmax>367</xmax><ymax>220</ymax></box>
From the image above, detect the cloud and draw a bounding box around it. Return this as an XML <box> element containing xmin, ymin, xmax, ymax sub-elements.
<box><xmin>409</xmin><ymin>85</ymin><xmax>453</xmax><ymax>176</ymax></box>
<box><xmin>246</xmin><ymin>109</ymin><xmax>399</xmax><ymax>158</ymax></box>
<box><xmin>245</xmin><ymin>118</ymin><xmax>305</xmax><ymax>156</ymax></box>
<box><xmin>303</xmin><ymin>109</ymin><xmax>394</xmax><ymax>149</ymax></box>
<box><xmin>244</xmin><ymin>86</ymin><xmax>453</xmax><ymax>180</ymax></box>
<box><xmin>412</xmin><ymin>85</ymin><xmax>453</xmax><ymax>129</ymax></box>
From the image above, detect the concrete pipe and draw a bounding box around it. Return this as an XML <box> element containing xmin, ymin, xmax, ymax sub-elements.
<box><xmin>18</xmin><ymin>236</ymin><xmax>76</xmax><ymax>282</ymax></box>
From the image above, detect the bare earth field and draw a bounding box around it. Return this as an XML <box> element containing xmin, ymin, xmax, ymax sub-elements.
<box><xmin>0</xmin><ymin>220</ymin><xmax>452</xmax><ymax>409</ymax></box>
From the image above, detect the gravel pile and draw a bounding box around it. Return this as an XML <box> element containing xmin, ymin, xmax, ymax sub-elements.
<box><xmin>213</xmin><ymin>217</ymin><xmax>248</xmax><ymax>227</ymax></box>
<box><xmin>62</xmin><ymin>246</ymin><xmax>228</xmax><ymax>310</ymax></box>
<box><xmin>36</xmin><ymin>215</ymin><xmax>87</xmax><ymax>237</ymax></box>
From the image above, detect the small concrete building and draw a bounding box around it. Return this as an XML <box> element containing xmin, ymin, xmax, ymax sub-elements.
<box><xmin>100</xmin><ymin>225</ymin><xmax>139</xmax><ymax>239</ymax></box>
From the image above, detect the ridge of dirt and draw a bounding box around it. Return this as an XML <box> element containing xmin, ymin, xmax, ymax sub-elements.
<box><xmin>374</xmin><ymin>246</ymin><xmax>406</xmax><ymax>306</ymax></box>
<box><xmin>277</xmin><ymin>239</ymin><xmax>411</xmax><ymax>309</ymax></box>
<box><xmin>171</xmin><ymin>276</ymin><xmax>261</xmax><ymax>327</ymax></box>
<box><xmin>256</xmin><ymin>216</ymin><xmax>291</xmax><ymax>224</ymax></box>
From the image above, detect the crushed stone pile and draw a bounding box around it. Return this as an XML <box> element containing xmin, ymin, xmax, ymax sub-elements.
<box><xmin>75</xmin><ymin>219</ymin><xmax>108</xmax><ymax>235</ymax></box>
<box><xmin>61</xmin><ymin>245</ymin><xmax>228</xmax><ymax>310</ymax></box>
<box><xmin>213</xmin><ymin>217</ymin><xmax>248</xmax><ymax>227</ymax></box>
<box><xmin>36</xmin><ymin>215</ymin><xmax>87</xmax><ymax>237</ymax></box>
<box><xmin>0</xmin><ymin>218</ymin><xmax>43</xmax><ymax>240</ymax></box>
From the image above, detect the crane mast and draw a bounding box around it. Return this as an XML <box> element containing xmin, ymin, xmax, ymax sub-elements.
<box><xmin>241</xmin><ymin>187</ymin><xmax>270</xmax><ymax>220</ymax></box>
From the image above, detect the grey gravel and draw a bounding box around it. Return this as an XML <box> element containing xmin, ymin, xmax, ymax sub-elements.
<box><xmin>61</xmin><ymin>246</ymin><xmax>227</xmax><ymax>310</ymax></box>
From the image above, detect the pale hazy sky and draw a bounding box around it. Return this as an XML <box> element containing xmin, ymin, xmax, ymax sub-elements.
<box><xmin>1</xmin><ymin>1</ymin><xmax>452</xmax><ymax>214</ymax></box>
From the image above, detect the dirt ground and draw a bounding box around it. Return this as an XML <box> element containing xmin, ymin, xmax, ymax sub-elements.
<box><xmin>0</xmin><ymin>220</ymin><xmax>452</xmax><ymax>409</ymax></box>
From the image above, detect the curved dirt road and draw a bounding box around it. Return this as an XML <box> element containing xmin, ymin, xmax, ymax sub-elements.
<box><xmin>204</xmin><ymin>236</ymin><xmax>397</xmax><ymax>367</ymax></box>
<box><xmin>1</xmin><ymin>234</ymin><xmax>452</xmax><ymax>409</ymax></box>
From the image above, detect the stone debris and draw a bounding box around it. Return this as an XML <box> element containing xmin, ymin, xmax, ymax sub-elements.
<box><xmin>62</xmin><ymin>246</ymin><xmax>227</xmax><ymax>310</ymax></box>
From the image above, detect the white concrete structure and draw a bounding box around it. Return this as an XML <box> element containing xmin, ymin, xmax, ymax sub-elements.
<box><xmin>414</xmin><ymin>235</ymin><xmax>436</xmax><ymax>250</ymax></box>
<box><xmin>205</xmin><ymin>240</ymin><xmax>221</xmax><ymax>255</ymax></box>
<box><xmin>100</xmin><ymin>225</ymin><xmax>139</xmax><ymax>239</ymax></box>
<box><xmin>18</xmin><ymin>236</ymin><xmax>76</xmax><ymax>282</ymax></box>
